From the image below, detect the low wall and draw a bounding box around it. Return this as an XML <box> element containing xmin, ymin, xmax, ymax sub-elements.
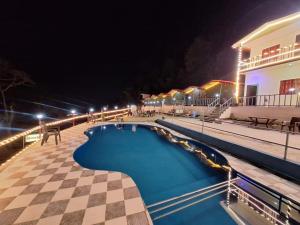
<box><xmin>142</xmin><ymin>105</ymin><xmax>209</xmax><ymax>114</ymax></box>
<box><xmin>156</xmin><ymin>119</ymin><xmax>300</xmax><ymax>183</ymax></box>
<box><xmin>222</xmin><ymin>106</ymin><xmax>300</xmax><ymax>122</ymax></box>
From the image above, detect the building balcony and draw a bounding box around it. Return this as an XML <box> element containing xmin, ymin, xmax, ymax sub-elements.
<box><xmin>240</xmin><ymin>44</ymin><xmax>300</xmax><ymax>72</ymax></box>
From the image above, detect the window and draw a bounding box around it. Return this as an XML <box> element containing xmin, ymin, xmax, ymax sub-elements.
<box><xmin>279</xmin><ymin>78</ymin><xmax>300</xmax><ymax>94</ymax></box>
<box><xmin>262</xmin><ymin>44</ymin><xmax>280</xmax><ymax>58</ymax></box>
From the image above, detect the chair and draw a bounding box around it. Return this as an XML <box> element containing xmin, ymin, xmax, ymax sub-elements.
<box><xmin>41</xmin><ymin>122</ymin><xmax>61</xmax><ymax>146</ymax></box>
<box><xmin>281</xmin><ymin>117</ymin><xmax>300</xmax><ymax>132</ymax></box>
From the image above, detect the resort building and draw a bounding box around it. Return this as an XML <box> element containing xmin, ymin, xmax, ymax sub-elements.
<box><xmin>233</xmin><ymin>11</ymin><xmax>300</xmax><ymax>106</ymax></box>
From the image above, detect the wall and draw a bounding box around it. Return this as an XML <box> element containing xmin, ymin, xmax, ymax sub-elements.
<box><xmin>246</xmin><ymin>20</ymin><xmax>300</xmax><ymax>58</ymax></box>
<box><xmin>244</xmin><ymin>60</ymin><xmax>300</xmax><ymax>97</ymax></box>
<box><xmin>222</xmin><ymin>106</ymin><xmax>300</xmax><ymax>121</ymax></box>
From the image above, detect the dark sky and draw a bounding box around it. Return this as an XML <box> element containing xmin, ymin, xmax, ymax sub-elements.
<box><xmin>1</xmin><ymin>0</ymin><xmax>300</xmax><ymax>106</ymax></box>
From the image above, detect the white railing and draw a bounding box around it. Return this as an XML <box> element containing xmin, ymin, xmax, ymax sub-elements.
<box><xmin>236</xmin><ymin>94</ymin><xmax>300</xmax><ymax>107</ymax></box>
<box><xmin>241</xmin><ymin>44</ymin><xmax>300</xmax><ymax>72</ymax></box>
<box><xmin>208</xmin><ymin>97</ymin><xmax>220</xmax><ymax>112</ymax></box>
<box><xmin>219</xmin><ymin>97</ymin><xmax>233</xmax><ymax>114</ymax></box>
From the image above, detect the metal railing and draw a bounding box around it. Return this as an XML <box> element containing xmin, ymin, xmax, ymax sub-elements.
<box><xmin>236</xmin><ymin>94</ymin><xmax>300</xmax><ymax>107</ymax></box>
<box><xmin>240</xmin><ymin>44</ymin><xmax>300</xmax><ymax>72</ymax></box>
<box><xmin>219</xmin><ymin>97</ymin><xmax>233</xmax><ymax>115</ymax></box>
<box><xmin>147</xmin><ymin>178</ymin><xmax>239</xmax><ymax>221</ymax></box>
<box><xmin>0</xmin><ymin>108</ymin><xmax>129</xmax><ymax>166</ymax></box>
<box><xmin>172</xmin><ymin>118</ymin><xmax>300</xmax><ymax>162</ymax></box>
<box><xmin>208</xmin><ymin>97</ymin><xmax>220</xmax><ymax>112</ymax></box>
<box><xmin>233</xmin><ymin>173</ymin><xmax>300</xmax><ymax>225</ymax></box>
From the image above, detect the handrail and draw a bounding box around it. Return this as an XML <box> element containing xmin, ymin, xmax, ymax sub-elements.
<box><xmin>0</xmin><ymin>108</ymin><xmax>129</xmax><ymax>148</ymax></box>
<box><xmin>236</xmin><ymin>93</ymin><xmax>300</xmax><ymax>107</ymax></box>
<box><xmin>147</xmin><ymin>178</ymin><xmax>239</xmax><ymax>209</ymax></box>
<box><xmin>231</xmin><ymin>183</ymin><xmax>286</xmax><ymax>225</ymax></box>
<box><xmin>208</xmin><ymin>97</ymin><xmax>220</xmax><ymax>112</ymax></box>
<box><xmin>240</xmin><ymin>44</ymin><xmax>300</xmax><ymax>72</ymax></box>
<box><xmin>219</xmin><ymin>97</ymin><xmax>233</xmax><ymax>114</ymax></box>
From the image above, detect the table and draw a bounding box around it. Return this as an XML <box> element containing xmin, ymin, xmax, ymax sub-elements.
<box><xmin>249</xmin><ymin>117</ymin><xmax>277</xmax><ymax>128</ymax></box>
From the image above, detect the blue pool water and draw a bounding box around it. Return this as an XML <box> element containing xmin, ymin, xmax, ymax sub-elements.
<box><xmin>74</xmin><ymin>124</ymin><xmax>236</xmax><ymax>225</ymax></box>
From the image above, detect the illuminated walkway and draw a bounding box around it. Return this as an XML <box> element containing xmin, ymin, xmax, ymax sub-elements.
<box><xmin>0</xmin><ymin>123</ymin><xmax>152</xmax><ymax>225</ymax></box>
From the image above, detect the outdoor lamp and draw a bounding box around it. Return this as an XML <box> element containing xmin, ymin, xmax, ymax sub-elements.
<box><xmin>36</xmin><ymin>113</ymin><xmax>44</xmax><ymax>120</ymax></box>
<box><xmin>114</xmin><ymin>106</ymin><xmax>118</xmax><ymax>110</ymax></box>
<box><xmin>70</xmin><ymin>109</ymin><xmax>76</xmax><ymax>115</ymax></box>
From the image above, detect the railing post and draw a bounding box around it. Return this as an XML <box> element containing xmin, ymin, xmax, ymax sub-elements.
<box><xmin>284</xmin><ymin>132</ymin><xmax>290</xmax><ymax>160</ymax></box>
<box><xmin>201</xmin><ymin>111</ymin><xmax>205</xmax><ymax>133</ymax></box>
<box><xmin>285</xmin><ymin>200</ymin><xmax>292</xmax><ymax>225</ymax></box>
<box><xmin>226</xmin><ymin>169</ymin><xmax>232</xmax><ymax>207</ymax></box>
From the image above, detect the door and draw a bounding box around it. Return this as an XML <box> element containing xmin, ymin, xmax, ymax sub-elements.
<box><xmin>246</xmin><ymin>85</ymin><xmax>257</xmax><ymax>105</ymax></box>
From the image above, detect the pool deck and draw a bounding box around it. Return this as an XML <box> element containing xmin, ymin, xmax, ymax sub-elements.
<box><xmin>0</xmin><ymin>122</ymin><xmax>153</xmax><ymax>225</ymax></box>
<box><xmin>1</xmin><ymin>117</ymin><xmax>300</xmax><ymax>225</ymax></box>
<box><xmin>136</xmin><ymin>116</ymin><xmax>300</xmax><ymax>203</ymax></box>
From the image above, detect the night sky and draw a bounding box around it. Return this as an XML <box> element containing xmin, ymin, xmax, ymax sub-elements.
<box><xmin>1</xmin><ymin>0</ymin><xmax>300</xmax><ymax>106</ymax></box>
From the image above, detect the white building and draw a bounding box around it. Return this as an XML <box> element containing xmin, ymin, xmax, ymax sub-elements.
<box><xmin>233</xmin><ymin>11</ymin><xmax>300</xmax><ymax>106</ymax></box>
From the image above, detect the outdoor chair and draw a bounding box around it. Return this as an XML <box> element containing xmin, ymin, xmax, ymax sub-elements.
<box><xmin>281</xmin><ymin>117</ymin><xmax>300</xmax><ymax>133</ymax></box>
<box><xmin>41</xmin><ymin>122</ymin><xmax>61</xmax><ymax>146</ymax></box>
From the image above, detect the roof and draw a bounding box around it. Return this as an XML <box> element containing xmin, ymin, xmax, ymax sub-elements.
<box><xmin>201</xmin><ymin>80</ymin><xmax>235</xmax><ymax>90</ymax></box>
<box><xmin>183</xmin><ymin>86</ymin><xmax>202</xmax><ymax>94</ymax></box>
<box><xmin>232</xmin><ymin>11</ymin><xmax>300</xmax><ymax>48</ymax></box>
<box><xmin>167</xmin><ymin>89</ymin><xmax>182</xmax><ymax>96</ymax></box>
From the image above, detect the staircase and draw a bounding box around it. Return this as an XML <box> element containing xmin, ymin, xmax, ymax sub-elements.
<box><xmin>204</xmin><ymin>97</ymin><xmax>234</xmax><ymax>122</ymax></box>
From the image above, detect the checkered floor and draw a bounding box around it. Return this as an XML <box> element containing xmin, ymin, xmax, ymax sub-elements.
<box><xmin>0</xmin><ymin>123</ymin><xmax>153</xmax><ymax>225</ymax></box>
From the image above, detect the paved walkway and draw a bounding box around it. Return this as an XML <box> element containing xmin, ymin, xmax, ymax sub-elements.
<box><xmin>0</xmin><ymin>122</ymin><xmax>152</xmax><ymax>225</ymax></box>
<box><xmin>164</xmin><ymin>117</ymin><xmax>300</xmax><ymax>164</ymax></box>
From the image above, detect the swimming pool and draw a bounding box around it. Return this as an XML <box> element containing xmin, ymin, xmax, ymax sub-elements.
<box><xmin>74</xmin><ymin>124</ymin><xmax>236</xmax><ymax>225</ymax></box>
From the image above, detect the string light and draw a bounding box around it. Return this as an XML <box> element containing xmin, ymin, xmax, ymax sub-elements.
<box><xmin>0</xmin><ymin>108</ymin><xmax>129</xmax><ymax>148</ymax></box>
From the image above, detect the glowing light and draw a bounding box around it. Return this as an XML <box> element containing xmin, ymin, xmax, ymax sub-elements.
<box><xmin>289</xmin><ymin>88</ymin><xmax>295</xmax><ymax>92</ymax></box>
<box><xmin>127</xmin><ymin>105</ymin><xmax>130</xmax><ymax>108</ymax></box>
<box><xmin>188</xmin><ymin>96</ymin><xmax>192</xmax><ymax>100</ymax></box>
<box><xmin>114</xmin><ymin>106</ymin><xmax>118</xmax><ymax>110</ymax></box>
<box><xmin>215</xmin><ymin>93</ymin><xmax>220</xmax><ymax>97</ymax></box>
<box><xmin>103</xmin><ymin>107</ymin><xmax>107</xmax><ymax>111</ymax></box>
<box><xmin>36</xmin><ymin>113</ymin><xmax>44</xmax><ymax>120</ymax></box>
<box><xmin>172</xmin><ymin>97</ymin><xmax>176</xmax><ymax>101</ymax></box>
<box><xmin>89</xmin><ymin>108</ymin><xmax>94</xmax><ymax>112</ymax></box>
<box><xmin>70</xmin><ymin>109</ymin><xmax>77</xmax><ymax>115</ymax></box>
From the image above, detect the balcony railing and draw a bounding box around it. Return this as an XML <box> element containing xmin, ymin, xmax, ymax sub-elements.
<box><xmin>236</xmin><ymin>93</ymin><xmax>300</xmax><ymax>107</ymax></box>
<box><xmin>240</xmin><ymin>44</ymin><xmax>300</xmax><ymax>72</ymax></box>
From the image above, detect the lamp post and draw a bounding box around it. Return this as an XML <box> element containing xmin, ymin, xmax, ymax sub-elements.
<box><xmin>70</xmin><ymin>109</ymin><xmax>77</xmax><ymax>126</ymax></box>
<box><xmin>36</xmin><ymin>113</ymin><xmax>44</xmax><ymax>139</ymax></box>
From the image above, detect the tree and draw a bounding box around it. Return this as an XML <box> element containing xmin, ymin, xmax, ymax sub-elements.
<box><xmin>0</xmin><ymin>59</ymin><xmax>33</xmax><ymax>121</ymax></box>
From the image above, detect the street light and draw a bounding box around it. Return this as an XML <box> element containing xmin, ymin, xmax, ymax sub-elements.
<box><xmin>70</xmin><ymin>109</ymin><xmax>77</xmax><ymax>115</ymax></box>
<box><xmin>36</xmin><ymin>113</ymin><xmax>44</xmax><ymax>120</ymax></box>
<box><xmin>89</xmin><ymin>108</ymin><xmax>94</xmax><ymax>113</ymax></box>
<box><xmin>36</xmin><ymin>113</ymin><xmax>44</xmax><ymax>139</ymax></box>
